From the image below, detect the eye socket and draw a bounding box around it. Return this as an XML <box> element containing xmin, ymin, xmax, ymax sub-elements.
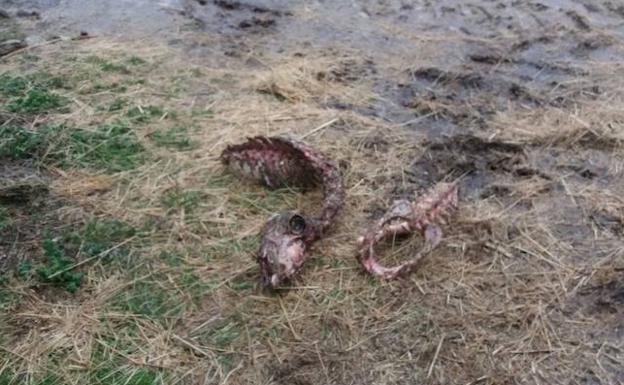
<box><xmin>289</xmin><ymin>214</ymin><xmax>306</xmax><ymax>235</ymax></box>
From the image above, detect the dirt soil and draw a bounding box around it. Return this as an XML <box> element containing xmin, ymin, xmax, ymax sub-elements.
<box><xmin>1</xmin><ymin>0</ymin><xmax>623</xmax><ymax>384</ymax></box>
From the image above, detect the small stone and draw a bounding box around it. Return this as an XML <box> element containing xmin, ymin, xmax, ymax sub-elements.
<box><xmin>16</xmin><ymin>10</ymin><xmax>41</xmax><ymax>19</ymax></box>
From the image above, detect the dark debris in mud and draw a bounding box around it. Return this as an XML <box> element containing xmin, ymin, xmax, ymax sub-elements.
<box><xmin>566</xmin><ymin>10</ymin><xmax>592</xmax><ymax>31</ymax></box>
<box><xmin>572</xmin><ymin>268</ymin><xmax>624</xmax><ymax>333</ymax></box>
<box><xmin>189</xmin><ymin>0</ymin><xmax>291</xmax><ymax>36</ymax></box>
<box><xmin>394</xmin><ymin>65</ymin><xmax>545</xmax><ymax>126</ymax></box>
<box><xmin>212</xmin><ymin>0</ymin><xmax>284</xmax><ymax>16</ymax></box>
<box><xmin>0</xmin><ymin>182</ymin><xmax>48</xmax><ymax>204</ymax></box>
<box><xmin>405</xmin><ymin>135</ymin><xmax>539</xmax><ymax>198</ymax></box>
<box><xmin>317</xmin><ymin>58</ymin><xmax>377</xmax><ymax>84</ymax></box>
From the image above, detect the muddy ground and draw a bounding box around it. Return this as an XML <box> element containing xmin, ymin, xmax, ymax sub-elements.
<box><xmin>1</xmin><ymin>1</ymin><xmax>623</xmax><ymax>384</ymax></box>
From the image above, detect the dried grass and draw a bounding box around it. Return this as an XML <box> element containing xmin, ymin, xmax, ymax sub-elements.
<box><xmin>0</xmin><ymin>32</ymin><xmax>622</xmax><ymax>385</ymax></box>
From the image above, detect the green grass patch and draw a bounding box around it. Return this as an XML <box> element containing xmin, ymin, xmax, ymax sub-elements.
<box><xmin>0</xmin><ymin>123</ymin><xmax>146</xmax><ymax>172</ymax></box>
<box><xmin>227</xmin><ymin>278</ymin><xmax>253</xmax><ymax>291</ymax></box>
<box><xmin>18</xmin><ymin>53</ymin><xmax>41</xmax><ymax>63</ymax></box>
<box><xmin>84</xmin><ymin>55</ymin><xmax>130</xmax><ymax>74</ymax></box>
<box><xmin>65</xmin><ymin>123</ymin><xmax>146</xmax><ymax>172</ymax></box>
<box><xmin>204</xmin><ymin>174</ymin><xmax>235</xmax><ymax>188</ymax></box>
<box><xmin>32</xmin><ymin>218</ymin><xmax>136</xmax><ymax>292</ymax></box>
<box><xmin>0</xmin><ymin>367</ymin><xmax>13</xmax><ymax>385</ymax></box>
<box><xmin>0</xmin><ymin>206</ymin><xmax>10</xmax><ymax>231</ymax></box>
<box><xmin>89</xmin><ymin>365</ymin><xmax>163</xmax><ymax>385</ymax></box>
<box><xmin>0</xmin><ymin>73</ymin><xmax>68</xmax><ymax>94</ymax></box>
<box><xmin>106</xmin><ymin>97</ymin><xmax>127</xmax><ymax>112</ymax></box>
<box><xmin>37</xmin><ymin>238</ymin><xmax>83</xmax><ymax>293</ymax></box>
<box><xmin>0</xmin><ymin>74</ymin><xmax>30</xmax><ymax>95</ymax></box>
<box><xmin>89</xmin><ymin>341</ymin><xmax>166</xmax><ymax>385</ymax></box>
<box><xmin>149</xmin><ymin>125</ymin><xmax>197</xmax><ymax>151</ymax></box>
<box><xmin>126</xmin><ymin>56</ymin><xmax>147</xmax><ymax>66</ymax></box>
<box><xmin>0</xmin><ymin>125</ymin><xmax>47</xmax><ymax>159</ymax></box>
<box><xmin>0</xmin><ymin>19</ymin><xmax>25</xmax><ymax>42</ymax></box>
<box><xmin>112</xmin><ymin>278</ymin><xmax>185</xmax><ymax>319</ymax></box>
<box><xmin>100</xmin><ymin>62</ymin><xmax>130</xmax><ymax>74</ymax></box>
<box><xmin>158</xmin><ymin>250</ymin><xmax>185</xmax><ymax>267</ymax></box>
<box><xmin>126</xmin><ymin>105</ymin><xmax>166</xmax><ymax>124</ymax></box>
<box><xmin>203</xmin><ymin>320</ymin><xmax>241</xmax><ymax>348</ymax></box>
<box><xmin>6</xmin><ymin>88</ymin><xmax>67</xmax><ymax>113</ymax></box>
<box><xmin>329</xmin><ymin>257</ymin><xmax>346</xmax><ymax>268</ymax></box>
<box><xmin>79</xmin><ymin>219</ymin><xmax>137</xmax><ymax>257</ymax></box>
<box><xmin>59</xmin><ymin>218</ymin><xmax>138</xmax><ymax>267</ymax></box>
<box><xmin>177</xmin><ymin>270</ymin><xmax>209</xmax><ymax>304</ymax></box>
<box><xmin>17</xmin><ymin>259</ymin><xmax>33</xmax><ymax>280</ymax></box>
<box><xmin>0</xmin><ymin>73</ymin><xmax>69</xmax><ymax>114</ymax></box>
<box><xmin>111</xmin><ymin>261</ymin><xmax>207</xmax><ymax>319</ymax></box>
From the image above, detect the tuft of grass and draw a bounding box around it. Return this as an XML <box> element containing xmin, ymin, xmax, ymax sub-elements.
<box><xmin>65</xmin><ymin>123</ymin><xmax>146</xmax><ymax>172</ymax></box>
<box><xmin>149</xmin><ymin>125</ymin><xmax>198</xmax><ymax>151</ymax></box>
<box><xmin>24</xmin><ymin>73</ymin><xmax>68</xmax><ymax>90</ymax></box>
<box><xmin>0</xmin><ymin>125</ymin><xmax>47</xmax><ymax>159</ymax></box>
<box><xmin>126</xmin><ymin>105</ymin><xmax>166</xmax><ymax>124</ymax></box>
<box><xmin>61</xmin><ymin>218</ymin><xmax>138</xmax><ymax>264</ymax></box>
<box><xmin>85</xmin><ymin>55</ymin><xmax>131</xmax><ymax>74</ymax></box>
<box><xmin>0</xmin><ymin>73</ymin><xmax>69</xmax><ymax>114</ymax></box>
<box><xmin>0</xmin><ymin>20</ymin><xmax>25</xmax><ymax>42</ymax></box>
<box><xmin>0</xmin><ymin>206</ymin><xmax>10</xmax><ymax>231</ymax></box>
<box><xmin>162</xmin><ymin>188</ymin><xmax>205</xmax><ymax>212</ymax></box>
<box><xmin>37</xmin><ymin>238</ymin><xmax>83</xmax><ymax>293</ymax></box>
<box><xmin>89</xmin><ymin>339</ymin><xmax>166</xmax><ymax>385</ymax></box>
<box><xmin>81</xmin><ymin>81</ymin><xmax>128</xmax><ymax>94</ymax></box>
<box><xmin>1</xmin><ymin>373</ymin><xmax>64</xmax><ymax>385</ymax></box>
<box><xmin>227</xmin><ymin>279</ymin><xmax>253</xmax><ymax>291</ymax></box>
<box><xmin>0</xmin><ymin>74</ymin><xmax>30</xmax><ymax>95</ymax></box>
<box><xmin>126</xmin><ymin>56</ymin><xmax>147</xmax><ymax>66</ymax></box>
<box><xmin>112</xmin><ymin>278</ymin><xmax>184</xmax><ymax>319</ymax></box>
<box><xmin>100</xmin><ymin>62</ymin><xmax>130</xmax><ymax>74</ymax></box>
<box><xmin>81</xmin><ymin>219</ymin><xmax>136</xmax><ymax>256</ymax></box>
<box><xmin>17</xmin><ymin>259</ymin><xmax>32</xmax><ymax>280</ymax></box>
<box><xmin>204</xmin><ymin>320</ymin><xmax>241</xmax><ymax>348</ymax></box>
<box><xmin>18</xmin><ymin>53</ymin><xmax>41</xmax><ymax>63</ymax></box>
<box><xmin>177</xmin><ymin>270</ymin><xmax>209</xmax><ymax>304</ymax></box>
<box><xmin>107</xmin><ymin>97</ymin><xmax>127</xmax><ymax>112</ymax></box>
<box><xmin>158</xmin><ymin>250</ymin><xmax>184</xmax><ymax>267</ymax></box>
<box><xmin>6</xmin><ymin>88</ymin><xmax>67</xmax><ymax>113</ymax></box>
<box><xmin>0</xmin><ymin>124</ymin><xmax>146</xmax><ymax>172</ymax></box>
<box><xmin>89</xmin><ymin>366</ymin><xmax>163</xmax><ymax>385</ymax></box>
